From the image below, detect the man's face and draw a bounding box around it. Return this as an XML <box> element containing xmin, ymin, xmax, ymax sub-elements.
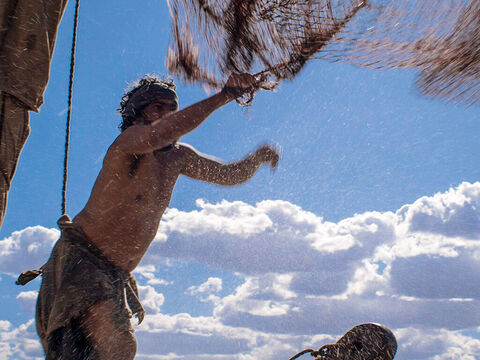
<box><xmin>140</xmin><ymin>98</ymin><xmax>178</xmax><ymax>124</ymax></box>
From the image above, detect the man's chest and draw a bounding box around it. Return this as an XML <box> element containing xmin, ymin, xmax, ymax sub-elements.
<box><xmin>127</xmin><ymin>152</ymin><xmax>181</xmax><ymax>198</ymax></box>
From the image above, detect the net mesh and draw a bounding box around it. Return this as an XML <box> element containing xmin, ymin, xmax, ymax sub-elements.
<box><xmin>166</xmin><ymin>0</ymin><xmax>368</xmax><ymax>86</ymax></box>
<box><xmin>323</xmin><ymin>0</ymin><xmax>480</xmax><ymax>104</ymax></box>
<box><xmin>167</xmin><ymin>0</ymin><xmax>480</xmax><ymax>104</ymax></box>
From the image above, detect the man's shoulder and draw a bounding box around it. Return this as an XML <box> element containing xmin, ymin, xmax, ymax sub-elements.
<box><xmin>176</xmin><ymin>143</ymin><xmax>221</xmax><ymax>164</ymax></box>
<box><xmin>104</xmin><ymin>138</ymin><xmax>127</xmax><ymax>158</ymax></box>
<box><xmin>98</xmin><ymin>137</ymin><xmax>138</xmax><ymax>170</ymax></box>
<box><xmin>172</xmin><ymin>143</ymin><xmax>215</xmax><ymax>165</ymax></box>
<box><xmin>175</xmin><ymin>142</ymin><xmax>197</xmax><ymax>152</ymax></box>
<box><xmin>175</xmin><ymin>142</ymin><xmax>199</xmax><ymax>155</ymax></box>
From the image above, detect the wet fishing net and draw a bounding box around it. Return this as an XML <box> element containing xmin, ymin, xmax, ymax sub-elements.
<box><xmin>166</xmin><ymin>0</ymin><xmax>368</xmax><ymax>88</ymax></box>
<box><xmin>166</xmin><ymin>0</ymin><xmax>480</xmax><ymax>104</ymax></box>
<box><xmin>324</xmin><ymin>0</ymin><xmax>480</xmax><ymax>104</ymax></box>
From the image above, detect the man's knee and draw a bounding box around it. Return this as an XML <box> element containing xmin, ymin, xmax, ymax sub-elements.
<box><xmin>82</xmin><ymin>300</ymin><xmax>137</xmax><ymax>360</ymax></box>
<box><xmin>106</xmin><ymin>329</ymin><xmax>137</xmax><ymax>360</ymax></box>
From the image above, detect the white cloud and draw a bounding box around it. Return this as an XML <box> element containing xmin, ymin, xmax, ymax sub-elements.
<box><xmin>0</xmin><ymin>320</ymin><xmax>43</xmax><ymax>359</ymax></box>
<box><xmin>147</xmin><ymin>278</ymin><xmax>173</xmax><ymax>286</ymax></box>
<box><xmin>160</xmin><ymin>199</ymin><xmax>274</xmax><ymax>236</ymax></box>
<box><xmin>2</xmin><ymin>182</ymin><xmax>480</xmax><ymax>359</ymax></box>
<box><xmin>187</xmin><ymin>277</ymin><xmax>224</xmax><ymax>304</ymax></box>
<box><xmin>134</xmin><ymin>265</ymin><xmax>173</xmax><ymax>286</ymax></box>
<box><xmin>146</xmin><ymin>199</ymin><xmax>386</xmax><ymax>280</ymax></box>
<box><xmin>396</xmin><ymin>327</ymin><xmax>480</xmax><ymax>359</ymax></box>
<box><xmin>139</xmin><ymin>285</ymin><xmax>165</xmax><ymax>314</ymax></box>
<box><xmin>0</xmin><ymin>321</ymin><xmax>10</xmax><ymax>332</ymax></box>
<box><xmin>16</xmin><ymin>291</ymin><xmax>38</xmax><ymax>315</ymax></box>
<box><xmin>399</xmin><ymin>182</ymin><xmax>480</xmax><ymax>239</ymax></box>
<box><xmin>216</xmin><ymin>276</ymin><xmax>293</xmax><ymax>317</ymax></box>
<box><xmin>135</xmin><ymin>311</ymin><xmax>307</xmax><ymax>359</ymax></box>
<box><xmin>0</xmin><ymin>226</ymin><xmax>58</xmax><ymax>275</ymax></box>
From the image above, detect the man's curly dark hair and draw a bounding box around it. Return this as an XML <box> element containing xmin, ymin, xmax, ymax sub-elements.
<box><xmin>117</xmin><ymin>75</ymin><xmax>177</xmax><ymax>132</ymax></box>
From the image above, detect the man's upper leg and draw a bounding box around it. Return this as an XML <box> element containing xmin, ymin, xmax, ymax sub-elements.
<box><xmin>36</xmin><ymin>232</ymin><xmax>140</xmax><ymax>359</ymax></box>
<box><xmin>82</xmin><ymin>299</ymin><xmax>137</xmax><ymax>360</ymax></box>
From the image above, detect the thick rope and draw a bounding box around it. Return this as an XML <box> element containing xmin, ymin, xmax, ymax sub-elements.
<box><xmin>62</xmin><ymin>0</ymin><xmax>80</xmax><ymax>215</ymax></box>
<box><xmin>288</xmin><ymin>348</ymin><xmax>318</xmax><ymax>360</ymax></box>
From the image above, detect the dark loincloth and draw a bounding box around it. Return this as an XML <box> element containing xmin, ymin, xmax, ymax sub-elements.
<box><xmin>17</xmin><ymin>215</ymin><xmax>145</xmax><ymax>360</ymax></box>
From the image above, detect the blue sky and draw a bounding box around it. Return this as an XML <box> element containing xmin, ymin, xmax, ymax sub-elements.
<box><xmin>1</xmin><ymin>0</ymin><xmax>479</xmax><ymax>359</ymax></box>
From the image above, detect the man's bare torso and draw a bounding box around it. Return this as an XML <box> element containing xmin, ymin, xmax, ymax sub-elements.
<box><xmin>74</xmin><ymin>143</ymin><xmax>185</xmax><ymax>272</ymax></box>
<box><xmin>31</xmin><ymin>74</ymin><xmax>277</xmax><ymax>360</ymax></box>
<box><xmin>71</xmin><ymin>73</ymin><xmax>277</xmax><ymax>274</ymax></box>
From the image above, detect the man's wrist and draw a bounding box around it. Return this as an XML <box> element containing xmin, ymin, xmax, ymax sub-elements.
<box><xmin>215</xmin><ymin>89</ymin><xmax>234</xmax><ymax>106</ymax></box>
<box><xmin>221</xmin><ymin>85</ymin><xmax>245</xmax><ymax>101</ymax></box>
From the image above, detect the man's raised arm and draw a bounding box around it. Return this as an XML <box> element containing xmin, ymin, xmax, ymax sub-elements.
<box><xmin>116</xmin><ymin>73</ymin><xmax>258</xmax><ymax>154</ymax></box>
<box><xmin>180</xmin><ymin>143</ymin><xmax>280</xmax><ymax>186</ymax></box>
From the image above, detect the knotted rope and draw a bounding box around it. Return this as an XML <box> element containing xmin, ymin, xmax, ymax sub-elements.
<box><xmin>62</xmin><ymin>0</ymin><xmax>80</xmax><ymax>215</ymax></box>
<box><xmin>288</xmin><ymin>348</ymin><xmax>319</xmax><ymax>360</ymax></box>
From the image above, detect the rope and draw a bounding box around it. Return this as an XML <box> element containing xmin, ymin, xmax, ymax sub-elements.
<box><xmin>288</xmin><ymin>348</ymin><xmax>319</xmax><ymax>360</ymax></box>
<box><xmin>62</xmin><ymin>0</ymin><xmax>80</xmax><ymax>215</ymax></box>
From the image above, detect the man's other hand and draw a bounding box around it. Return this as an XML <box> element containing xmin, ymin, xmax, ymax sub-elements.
<box><xmin>255</xmin><ymin>144</ymin><xmax>280</xmax><ymax>170</ymax></box>
<box><xmin>222</xmin><ymin>73</ymin><xmax>258</xmax><ymax>99</ymax></box>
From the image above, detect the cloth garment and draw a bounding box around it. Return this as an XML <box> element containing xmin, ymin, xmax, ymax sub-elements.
<box><xmin>0</xmin><ymin>0</ymin><xmax>68</xmax><ymax>227</ymax></box>
<box><xmin>17</xmin><ymin>215</ymin><xmax>145</xmax><ymax>359</ymax></box>
<box><xmin>0</xmin><ymin>92</ymin><xmax>30</xmax><ymax>226</ymax></box>
<box><xmin>0</xmin><ymin>0</ymin><xmax>68</xmax><ymax>111</ymax></box>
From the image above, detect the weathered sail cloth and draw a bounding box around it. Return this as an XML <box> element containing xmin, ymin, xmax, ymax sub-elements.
<box><xmin>0</xmin><ymin>93</ymin><xmax>30</xmax><ymax>225</ymax></box>
<box><xmin>0</xmin><ymin>0</ymin><xmax>68</xmax><ymax>111</ymax></box>
<box><xmin>17</xmin><ymin>215</ymin><xmax>145</xmax><ymax>360</ymax></box>
<box><xmin>0</xmin><ymin>0</ymin><xmax>68</xmax><ymax>227</ymax></box>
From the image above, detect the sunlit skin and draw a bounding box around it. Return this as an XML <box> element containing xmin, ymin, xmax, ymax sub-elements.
<box><xmin>71</xmin><ymin>74</ymin><xmax>280</xmax><ymax>359</ymax></box>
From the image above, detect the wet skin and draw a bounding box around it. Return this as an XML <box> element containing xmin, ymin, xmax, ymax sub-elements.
<box><xmin>73</xmin><ymin>74</ymin><xmax>279</xmax><ymax>273</ymax></box>
<box><xmin>72</xmin><ymin>74</ymin><xmax>279</xmax><ymax>359</ymax></box>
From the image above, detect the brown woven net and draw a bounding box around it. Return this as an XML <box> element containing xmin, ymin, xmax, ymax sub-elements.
<box><xmin>167</xmin><ymin>0</ymin><xmax>480</xmax><ymax>104</ymax></box>
<box><xmin>323</xmin><ymin>0</ymin><xmax>480</xmax><ymax>104</ymax></box>
<box><xmin>166</xmin><ymin>0</ymin><xmax>368</xmax><ymax>87</ymax></box>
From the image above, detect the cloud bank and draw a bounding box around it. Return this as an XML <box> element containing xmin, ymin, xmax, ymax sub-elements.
<box><xmin>1</xmin><ymin>182</ymin><xmax>479</xmax><ymax>359</ymax></box>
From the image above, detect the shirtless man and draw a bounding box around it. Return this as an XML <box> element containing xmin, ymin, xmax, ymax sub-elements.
<box><xmin>18</xmin><ymin>73</ymin><xmax>279</xmax><ymax>360</ymax></box>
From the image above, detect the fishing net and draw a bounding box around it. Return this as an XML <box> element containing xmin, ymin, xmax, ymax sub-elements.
<box><xmin>166</xmin><ymin>0</ymin><xmax>480</xmax><ymax>104</ymax></box>
<box><xmin>166</xmin><ymin>0</ymin><xmax>368</xmax><ymax>87</ymax></box>
<box><xmin>323</xmin><ymin>0</ymin><xmax>480</xmax><ymax>104</ymax></box>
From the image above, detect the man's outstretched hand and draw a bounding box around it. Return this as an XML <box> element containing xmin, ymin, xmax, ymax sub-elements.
<box><xmin>222</xmin><ymin>73</ymin><xmax>259</xmax><ymax>99</ymax></box>
<box><xmin>255</xmin><ymin>144</ymin><xmax>280</xmax><ymax>170</ymax></box>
